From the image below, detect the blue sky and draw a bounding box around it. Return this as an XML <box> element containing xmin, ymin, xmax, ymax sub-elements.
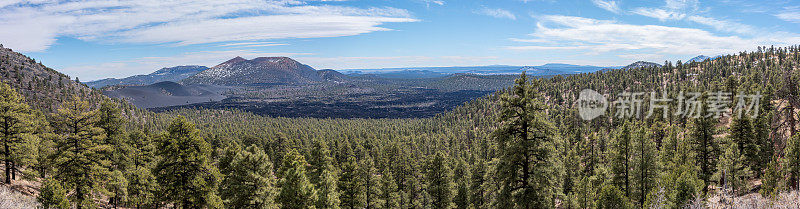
<box><xmin>1</xmin><ymin>0</ymin><xmax>799</xmax><ymax>80</ymax></box>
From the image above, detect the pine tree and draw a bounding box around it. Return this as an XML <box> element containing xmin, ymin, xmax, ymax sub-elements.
<box><xmin>754</xmin><ymin>90</ymin><xmax>774</xmax><ymax>174</ymax></box>
<box><xmin>316</xmin><ymin>167</ymin><xmax>342</xmax><ymax>209</ymax></box>
<box><xmin>97</xmin><ymin>100</ymin><xmax>128</xmax><ymax>209</ymax></box>
<box><xmin>631</xmin><ymin>125</ymin><xmax>657</xmax><ymax>207</ymax></box>
<box><xmin>690</xmin><ymin>106</ymin><xmax>718</xmax><ymax>194</ymax></box>
<box><xmin>404</xmin><ymin>163</ymin><xmax>424</xmax><ymax>209</ymax></box>
<box><xmin>38</xmin><ymin>178</ymin><xmax>70</xmax><ymax>209</ymax></box>
<box><xmin>452</xmin><ymin>159</ymin><xmax>470</xmax><ymax>209</ymax></box>
<box><xmin>221</xmin><ymin>144</ymin><xmax>278</xmax><ymax>209</ymax></box>
<box><xmin>32</xmin><ymin>131</ymin><xmax>56</xmax><ymax>179</ymax></box>
<box><xmin>729</xmin><ymin>115</ymin><xmax>758</xmax><ymax>173</ymax></box>
<box><xmin>277</xmin><ymin>149</ymin><xmax>317</xmax><ymax>209</ymax></box>
<box><xmin>785</xmin><ymin>133</ymin><xmax>800</xmax><ymax>189</ymax></box>
<box><xmin>307</xmin><ymin>142</ymin><xmax>340</xmax><ymax>209</ymax></box>
<box><xmin>379</xmin><ymin>171</ymin><xmax>400</xmax><ymax>209</ymax></box>
<box><xmin>338</xmin><ymin>156</ymin><xmax>363</xmax><ymax>209</ymax></box>
<box><xmin>154</xmin><ymin>116</ymin><xmax>222</xmax><ymax>208</ymax></box>
<box><xmin>469</xmin><ymin>159</ymin><xmax>487</xmax><ymax>209</ymax></box>
<box><xmin>0</xmin><ymin>82</ymin><xmax>34</xmax><ymax>184</ymax></box>
<box><xmin>611</xmin><ymin>122</ymin><xmax>633</xmax><ymax>199</ymax></box>
<box><xmin>760</xmin><ymin>156</ymin><xmax>783</xmax><ymax>198</ymax></box>
<box><xmin>714</xmin><ymin>138</ymin><xmax>752</xmax><ymax>197</ymax></box>
<box><xmin>597</xmin><ymin>183</ymin><xmax>630</xmax><ymax>209</ymax></box>
<box><xmin>51</xmin><ymin>96</ymin><xmax>111</xmax><ymax>209</ymax></box>
<box><xmin>672</xmin><ymin>167</ymin><xmax>702</xmax><ymax>208</ymax></box>
<box><xmin>107</xmin><ymin>170</ymin><xmax>128</xmax><ymax>209</ymax></box>
<box><xmin>125</xmin><ymin>131</ymin><xmax>157</xmax><ymax>209</ymax></box>
<box><xmin>493</xmin><ymin>73</ymin><xmax>557</xmax><ymax>208</ymax></box>
<box><xmin>425</xmin><ymin>152</ymin><xmax>454</xmax><ymax>209</ymax></box>
<box><xmin>361</xmin><ymin>154</ymin><xmax>381</xmax><ymax>209</ymax></box>
<box><xmin>309</xmin><ymin>139</ymin><xmax>333</xmax><ymax>184</ymax></box>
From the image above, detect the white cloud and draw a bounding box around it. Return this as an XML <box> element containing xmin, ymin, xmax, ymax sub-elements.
<box><xmin>631</xmin><ymin>7</ymin><xmax>685</xmax><ymax>21</ymax></box>
<box><xmin>686</xmin><ymin>15</ymin><xmax>755</xmax><ymax>35</ymax></box>
<box><xmin>591</xmin><ymin>0</ymin><xmax>620</xmax><ymax>14</ymax></box>
<box><xmin>476</xmin><ymin>8</ymin><xmax>516</xmax><ymax>20</ymax></box>
<box><xmin>630</xmin><ymin>0</ymin><xmax>697</xmax><ymax>21</ymax></box>
<box><xmin>776</xmin><ymin>7</ymin><xmax>800</xmax><ymax>23</ymax></box>
<box><xmin>421</xmin><ymin>0</ymin><xmax>445</xmax><ymax>6</ymax></box>
<box><xmin>630</xmin><ymin>0</ymin><xmax>760</xmax><ymax>36</ymax></box>
<box><xmin>509</xmin><ymin>15</ymin><xmax>800</xmax><ymax>56</ymax></box>
<box><xmin>217</xmin><ymin>42</ymin><xmax>286</xmax><ymax>47</ymax></box>
<box><xmin>0</xmin><ymin>0</ymin><xmax>417</xmax><ymax>52</ymax></box>
<box><xmin>120</xmin><ymin>15</ymin><xmax>415</xmax><ymax>45</ymax></box>
<box><xmin>665</xmin><ymin>0</ymin><xmax>699</xmax><ymax>11</ymax></box>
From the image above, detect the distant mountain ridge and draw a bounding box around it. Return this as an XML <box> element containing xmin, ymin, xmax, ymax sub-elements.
<box><xmin>316</xmin><ymin>69</ymin><xmax>349</xmax><ymax>82</ymax></box>
<box><xmin>86</xmin><ymin>65</ymin><xmax>208</xmax><ymax>88</ymax></box>
<box><xmin>518</xmin><ymin>66</ymin><xmax>568</xmax><ymax>76</ymax></box>
<box><xmin>687</xmin><ymin>55</ymin><xmax>711</xmax><ymax>63</ymax></box>
<box><xmin>622</xmin><ymin>61</ymin><xmax>662</xmax><ymax>69</ymax></box>
<box><xmin>182</xmin><ymin>56</ymin><xmax>334</xmax><ymax>86</ymax></box>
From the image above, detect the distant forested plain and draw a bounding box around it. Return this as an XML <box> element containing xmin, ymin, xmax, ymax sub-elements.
<box><xmin>2</xmin><ymin>45</ymin><xmax>800</xmax><ymax>208</ymax></box>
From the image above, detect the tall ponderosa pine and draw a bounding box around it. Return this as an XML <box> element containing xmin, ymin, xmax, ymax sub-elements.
<box><xmin>760</xmin><ymin>156</ymin><xmax>783</xmax><ymax>198</ymax></box>
<box><xmin>338</xmin><ymin>156</ymin><xmax>363</xmax><ymax>209</ymax></box>
<box><xmin>453</xmin><ymin>159</ymin><xmax>471</xmax><ymax>209</ymax></box>
<box><xmin>0</xmin><ymin>82</ymin><xmax>34</xmax><ymax>184</ymax></box>
<box><xmin>425</xmin><ymin>152</ymin><xmax>454</xmax><ymax>209</ymax></box>
<box><xmin>309</xmin><ymin>139</ymin><xmax>333</xmax><ymax>185</ymax></box>
<box><xmin>611</xmin><ymin>122</ymin><xmax>634</xmax><ymax>199</ymax></box>
<box><xmin>631</xmin><ymin>125</ymin><xmax>657</xmax><ymax>208</ymax></box>
<box><xmin>277</xmin><ymin>149</ymin><xmax>317</xmax><ymax>209</ymax></box>
<box><xmin>52</xmin><ymin>96</ymin><xmax>111</xmax><ymax>209</ymax></box>
<box><xmin>754</xmin><ymin>90</ymin><xmax>774</xmax><ymax>173</ymax></box>
<box><xmin>729</xmin><ymin>115</ymin><xmax>758</xmax><ymax>172</ymax></box>
<box><xmin>470</xmin><ymin>159</ymin><xmax>488</xmax><ymax>209</ymax></box>
<box><xmin>493</xmin><ymin>72</ymin><xmax>557</xmax><ymax>208</ymax></box>
<box><xmin>306</xmin><ymin>139</ymin><xmax>340</xmax><ymax>209</ymax></box>
<box><xmin>316</xmin><ymin>166</ymin><xmax>341</xmax><ymax>209</ymax></box>
<box><xmin>221</xmin><ymin>144</ymin><xmax>278</xmax><ymax>209</ymax></box>
<box><xmin>785</xmin><ymin>133</ymin><xmax>800</xmax><ymax>189</ymax></box>
<box><xmin>690</xmin><ymin>105</ymin><xmax>718</xmax><ymax>194</ymax></box>
<box><xmin>361</xmin><ymin>154</ymin><xmax>381</xmax><ymax>209</ymax></box>
<box><xmin>96</xmin><ymin>100</ymin><xmax>128</xmax><ymax>209</ymax></box>
<box><xmin>713</xmin><ymin>139</ymin><xmax>752</xmax><ymax>197</ymax></box>
<box><xmin>125</xmin><ymin>131</ymin><xmax>157</xmax><ymax>208</ymax></box>
<box><xmin>154</xmin><ymin>116</ymin><xmax>222</xmax><ymax>208</ymax></box>
<box><xmin>379</xmin><ymin>171</ymin><xmax>400</xmax><ymax>209</ymax></box>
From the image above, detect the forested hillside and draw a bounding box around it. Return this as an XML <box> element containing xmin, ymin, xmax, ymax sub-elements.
<box><xmin>1</xmin><ymin>45</ymin><xmax>800</xmax><ymax>208</ymax></box>
<box><xmin>0</xmin><ymin>45</ymin><xmax>104</xmax><ymax>112</ymax></box>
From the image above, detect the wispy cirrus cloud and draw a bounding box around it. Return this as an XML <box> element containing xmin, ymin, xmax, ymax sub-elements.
<box><xmin>419</xmin><ymin>0</ymin><xmax>445</xmax><ymax>7</ymax></box>
<box><xmin>508</xmin><ymin>15</ymin><xmax>800</xmax><ymax>57</ymax></box>
<box><xmin>776</xmin><ymin>6</ymin><xmax>800</xmax><ymax>23</ymax></box>
<box><xmin>630</xmin><ymin>0</ymin><xmax>757</xmax><ymax>36</ymax></box>
<box><xmin>476</xmin><ymin>8</ymin><xmax>516</xmax><ymax>20</ymax></box>
<box><xmin>686</xmin><ymin>15</ymin><xmax>756</xmax><ymax>35</ymax></box>
<box><xmin>631</xmin><ymin>7</ymin><xmax>686</xmax><ymax>21</ymax></box>
<box><xmin>630</xmin><ymin>0</ymin><xmax>696</xmax><ymax>21</ymax></box>
<box><xmin>591</xmin><ymin>0</ymin><xmax>621</xmax><ymax>14</ymax></box>
<box><xmin>0</xmin><ymin>0</ymin><xmax>417</xmax><ymax>52</ymax></box>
